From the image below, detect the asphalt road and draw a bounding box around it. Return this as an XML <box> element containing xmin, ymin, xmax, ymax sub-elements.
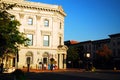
<box><xmin>25</xmin><ymin>71</ymin><xmax>120</xmax><ymax>80</ymax></box>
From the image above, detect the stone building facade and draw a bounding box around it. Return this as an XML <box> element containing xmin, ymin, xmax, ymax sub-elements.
<box><xmin>1</xmin><ymin>0</ymin><xmax>67</xmax><ymax>69</ymax></box>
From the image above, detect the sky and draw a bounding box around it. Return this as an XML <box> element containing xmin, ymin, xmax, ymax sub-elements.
<box><xmin>30</xmin><ymin>0</ymin><xmax>120</xmax><ymax>42</ymax></box>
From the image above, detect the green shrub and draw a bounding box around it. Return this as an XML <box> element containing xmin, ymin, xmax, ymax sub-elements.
<box><xmin>91</xmin><ymin>67</ymin><xmax>96</xmax><ymax>72</ymax></box>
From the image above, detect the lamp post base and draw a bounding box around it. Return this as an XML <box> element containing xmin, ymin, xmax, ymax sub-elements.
<box><xmin>27</xmin><ymin>64</ymin><xmax>30</xmax><ymax>72</ymax></box>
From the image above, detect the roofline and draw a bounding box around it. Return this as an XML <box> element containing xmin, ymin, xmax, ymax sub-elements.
<box><xmin>109</xmin><ymin>33</ymin><xmax>120</xmax><ymax>38</ymax></box>
<box><xmin>1</xmin><ymin>0</ymin><xmax>66</xmax><ymax>16</ymax></box>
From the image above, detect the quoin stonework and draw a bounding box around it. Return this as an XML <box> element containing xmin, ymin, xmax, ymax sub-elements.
<box><xmin>0</xmin><ymin>0</ymin><xmax>68</xmax><ymax>70</ymax></box>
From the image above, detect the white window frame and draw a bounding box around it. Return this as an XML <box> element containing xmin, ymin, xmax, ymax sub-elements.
<box><xmin>43</xmin><ymin>35</ymin><xmax>49</xmax><ymax>46</ymax></box>
<box><xmin>28</xmin><ymin>18</ymin><xmax>33</xmax><ymax>25</ymax></box>
<box><xmin>44</xmin><ymin>19</ymin><xmax>49</xmax><ymax>27</ymax></box>
<box><xmin>27</xmin><ymin>34</ymin><xmax>33</xmax><ymax>46</ymax></box>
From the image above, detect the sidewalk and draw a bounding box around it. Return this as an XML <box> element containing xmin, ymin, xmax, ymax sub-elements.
<box><xmin>21</xmin><ymin>68</ymin><xmax>85</xmax><ymax>73</ymax></box>
<box><xmin>95</xmin><ymin>69</ymin><xmax>120</xmax><ymax>72</ymax></box>
<box><xmin>3</xmin><ymin>67</ymin><xmax>120</xmax><ymax>73</ymax></box>
<box><xmin>21</xmin><ymin>68</ymin><xmax>120</xmax><ymax>73</ymax></box>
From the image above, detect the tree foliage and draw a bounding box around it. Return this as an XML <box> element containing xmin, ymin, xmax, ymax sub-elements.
<box><xmin>96</xmin><ymin>44</ymin><xmax>112</xmax><ymax>58</ymax></box>
<box><xmin>95</xmin><ymin>44</ymin><xmax>112</xmax><ymax>68</ymax></box>
<box><xmin>0</xmin><ymin>2</ymin><xmax>29</xmax><ymax>58</ymax></box>
<box><xmin>67</xmin><ymin>46</ymin><xmax>79</xmax><ymax>61</ymax></box>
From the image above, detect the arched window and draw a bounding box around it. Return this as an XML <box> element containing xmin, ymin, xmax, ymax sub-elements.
<box><xmin>42</xmin><ymin>52</ymin><xmax>49</xmax><ymax>64</ymax></box>
<box><xmin>26</xmin><ymin>51</ymin><xmax>33</xmax><ymax>64</ymax></box>
<box><xmin>26</xmin><ymin>57</ymin><xmax>31</xmax><ymax>64</ymax></box>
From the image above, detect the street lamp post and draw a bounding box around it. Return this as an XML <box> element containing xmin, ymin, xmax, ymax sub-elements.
<box><xmin>68</xmin><ymin>61</ymin><xmax>71</xmax><ymax>68</ymax></box>
<box><xmin>85</xmin><ymin>53</ymin><xmax>90</xmax><ymax>71</ymax></box>
<box><xmin>27</xmin><ymin>57</ymin><xmax>30</xmax><ymax>72</ymax></box>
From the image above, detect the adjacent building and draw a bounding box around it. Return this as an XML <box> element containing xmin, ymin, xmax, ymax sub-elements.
<box><xmin>109</xmin><ymin>33</ymin><xmax>120</xmax><ymax>69</ymax></box>
<box><xmin>65</xmin><ymin>33</ymin><xmax>120</xmax><ymax>69</ymax></box>
<box><xmin>1</xmin><ymin>0</ymin><xmax>67</xmax><ymax>69</ymax></box>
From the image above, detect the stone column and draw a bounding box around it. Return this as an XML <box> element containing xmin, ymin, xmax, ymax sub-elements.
<box><xmin>63</xmin><ymin>54</ymin><xmax>66</xmax><ymax>69</ymax></box>
<box><xmin>57</xmin><ymin>54</ymin><xmax>60</xmax><ymax>69</ymax></box>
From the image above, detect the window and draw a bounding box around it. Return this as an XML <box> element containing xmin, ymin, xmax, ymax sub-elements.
<box><xmin>26</xmin><ymin>57</ymin><xmax>31</xmax><ymax>64</ymax></box>
<box><xmin>26</xmin><ymin>52</ymin><xmax>33</xmax><ymax>64</ymax></box>
<box><xmin>27</xmin><ymin>34</ymin><xmax>33</xmax><ymax>46</ymax></box>
<box><xmin>89</xmin><ymin>45</ymin><xmax>91</xmax><ymax>50</ymax></box>
<box><xmin>60</xmin><ymin>22</ymin><xmax>62</xmax><ymax>29</ymax></box>
<box><xmin>117</xmin><ymin>49</ymin><xmax>120</xmax><ymax>56</ymax></box>
<box><xmin>43</xmin><ymin>35</ymin><xmax>49</xmax><ymax>46</ymax></box>
<box><xmin>43</xmin><ymin>58</ymin><xmax>47</xmax><ymax>64</ymax></box>
<box><xmin>117</xmin><ymin>41</ymin><xmax>120</xmax><ymax>46</ymax></box>
<box><xmin>44</xmin><ymin>19</ymin><xmax>49</xmax><ymax>27</ymax></box>
<box><xmin>59</xmin><ymin>37</ymin><xmax>62</xmax><ymax>45</ymax></box>
<box><xmin>112</xmin><ymin>42</ymin><xmax>116</xmax><ymax>46</ymax></box>
<box><xmin>28</xmin><ymin>18</ymin><xmax>33</xmax><ymax>25</ymax></box>
<box><xmin>11</xmin><ymin>16</ymin><xmax>15</xmax><ymax>21</ymax></box>
<box><xmin>113</xmin><ymin>49</ymin><xmax>116</xmax><ymax>56</ymax></box>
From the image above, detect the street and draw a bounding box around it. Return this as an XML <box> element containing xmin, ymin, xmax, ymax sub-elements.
<box><xmin>25</xmin><ymin>70</ymin><xmax>120</xmax><ymax>80</ymax></box>
<box><xmin>0</xmin><ymin>70</ymin><xmax>120</xmax><ymax>80</ymax></box>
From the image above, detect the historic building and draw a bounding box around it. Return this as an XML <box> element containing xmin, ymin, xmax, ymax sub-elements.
<box><xmin>1</xmin><ymin>0</ymin><xmax>67</xmax><ymax>69</ymax></box>
<box><xmin>65</xmin><ymin>33</ymin><xmax>120</xmax><ymax>69</ymax></box>
<box><xmin>109</xmin><ymin>33</ymin><xmax>120</xmax><ymax>69</ymax></box>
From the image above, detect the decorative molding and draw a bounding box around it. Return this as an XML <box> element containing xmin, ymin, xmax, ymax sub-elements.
<box><xmin>24</xmin><ymin>29</ymin><xmax>35</xmax><ymax>34</ymax></box>
<box><xmin>1</xmin><ymin>0</ymin><xmax>24</xmax><ymax>2</ymax></box>
<box><xmin>19</xmin><ymin>13</ymin><xmax>24</xmax><ymax>18</ymax></box>
<box><xmin>53</xmin><ymin>17</ymin><xmax>59</xmax><ymax>22</ymax></box>
<box><xmin>1</xmin><ymin>0</ymin><xmax>66</xmax><ymax>16</ymax></box>
<box><xmin>57</xmin><ymin>45</ymin><xmax>68</xmax><ymax>51</ymax></box>
<box><xmin>41</xmin><ymin>30</ymin><xmax>51</xmax><ymax>35</ymax></box>
<box><xmin>36</xmin><ymin>15</ymin><xmax>41</xmax><ymax>20</ymax></box>
<box><xmin>42</xmin><ymin>52</ymin><xmax>49</xmax><ymax>57</ymax></box>
<box><xmin>37</xmin><ymin>51</ymin><xmax>40</xmax><ymax>55</ymax></box>
<box><xmin>26</xmin><ymin>51</ymin><xmax>33</xmax><ymax>56</ymax></box>
<box><xmin>58</xmin><ymin>32</ymin><xmax>63</xmax><ymax>37</ymax></box>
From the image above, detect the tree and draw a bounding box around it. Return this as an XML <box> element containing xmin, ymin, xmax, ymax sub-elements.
<box><xmin>67</xmin><ymin>46</ymin><xmax>79</xmax><ymax>67</ymax></box>
<box><xmin>95</xmin><ymin>44</ymin><xmax>112</xmax><ymax>69</ymax></box>
<box><xmin>0</xmin><ymin>2</ymin><xmax>29</xmax><ymax>70</ymax></box>
<box><xmin>67</xmin><ymin>46</ymin><xmax>79</xmax><ymax>61</ymax></box>
<box><xmin>96</xmin><ymin>44</ymin><xmax>112</xmax><ymax>58</ymax></box>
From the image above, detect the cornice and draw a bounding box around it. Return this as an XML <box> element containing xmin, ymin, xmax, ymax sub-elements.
<box><xmin>57</xmin><ymin>45</ymin><xmax>68</xmax><ymax>51</ymax></box>
<box><xmin>20</xmin><ymin>46</ymin><xmax>57</xmax><ymax>51</ymax></box>
<box><xmin>1</xmin><ymin>0</ymin><xmax>66</xmax><ymax>16</ymax></box>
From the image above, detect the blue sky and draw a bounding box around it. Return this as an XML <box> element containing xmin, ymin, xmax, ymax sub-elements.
<box><xmin>30</xmin><ymin>0</ymin><xmax>120</xmax><ymax>42</ymax></box>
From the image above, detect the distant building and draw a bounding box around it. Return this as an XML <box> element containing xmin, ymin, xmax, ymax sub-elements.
<box><xmin>92</xmin><ymin>39</ymin><xmax>110</xmax><ymax>59</ymax></box>
<box><xmin>109</xmin><ymin>33</ymin><xmax>120</xmax><ymax>69</ymax></box>
<box><xmin>0</xmin><ymin>0</ymin><xmax>67</xmax><ymax>69</ymax></box>
<box><xmin>64</xmin><ymin>40</ymin><xmax>79</xmax><ymax>46</ymax></box>
<box><xmin>65</xmin><ymin>33</ymin><xmax>120</xmax><ymax>69</ymax></box>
